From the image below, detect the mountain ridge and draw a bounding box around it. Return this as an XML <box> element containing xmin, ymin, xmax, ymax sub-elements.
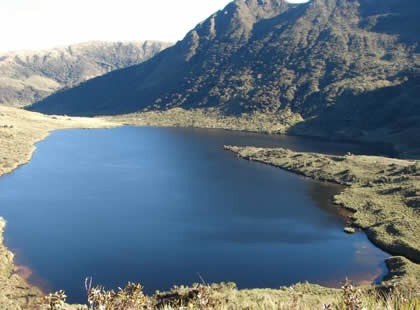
<box><xmin>28</xmin><ymin>0</ymin><xmax>419</xmax><ymax>152</ymax></box>
<box><xmin>0</xmin><ymin>40</ymin><xmax>172</xmax><ymax>107</ymax></box>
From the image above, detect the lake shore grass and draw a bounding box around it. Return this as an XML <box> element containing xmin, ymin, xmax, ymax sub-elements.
<box><xmin>0</xmin><ymin>106</ymin><xmax>419</xmax><ymax>309</ymax></box>
<box><xmin>105</xmin><ymin>107</ymin><xmax>304</xmax><ymax>135</ymax></box>
<box><xmin>106</xmin><ymin>107</ymin><xmax>417</xmax><ymax>159</ymax></box>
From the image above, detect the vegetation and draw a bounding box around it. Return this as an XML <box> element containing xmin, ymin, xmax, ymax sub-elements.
<box><xmin>0</xmin><ymin>41</ymin><xmax>172</xmax><ymax>107</ymax></box>
<box><xmin>108</xmin><ymin>107</ymin><xmax>303</xmax><ymax>134</ymax></box>
<box><xmin>36</xmin><ymin>278</ymin><xmax>420</xmax><ymax>310</ymax></box>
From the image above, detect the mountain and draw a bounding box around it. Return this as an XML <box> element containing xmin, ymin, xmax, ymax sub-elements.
<box><xmin>0</xmin><ymin>41</ymin><xmax>172</xmax><ymax>107</ymax></box>
<box><xmin>28</xmin><ymin>0</ymin><xmax>419</xmax><ymax>147</ymax></box>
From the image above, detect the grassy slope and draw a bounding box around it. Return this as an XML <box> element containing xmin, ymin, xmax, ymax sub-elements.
<box><xmin>29</xmin><ymin>0</ymin><xmax>420</xmax><ymax>118</ymax></box>
<box><xmin>107</xmin><ymin>107</ymin><xmax>304</xmax><ymax>134</ymax></box>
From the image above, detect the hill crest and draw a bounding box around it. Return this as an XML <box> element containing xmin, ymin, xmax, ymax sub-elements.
<box><xmin>0</xmin><ymin>40</ymin><xmax>173</xmax><ymax>107</ymax></box>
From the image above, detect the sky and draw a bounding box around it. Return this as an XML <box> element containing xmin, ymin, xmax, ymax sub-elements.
<box><xmin>0</xmin><ymin>0</ymin><xmax>309</xmax><ymax>53</ymax></box>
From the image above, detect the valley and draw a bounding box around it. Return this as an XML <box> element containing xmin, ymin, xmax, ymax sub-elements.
<box><xmin>0</xmin><ymin>0</ymin><xmax>419</xmax><ymax>308</ymax></box>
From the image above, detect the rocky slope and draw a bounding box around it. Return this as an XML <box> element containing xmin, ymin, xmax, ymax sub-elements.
<box><xmin>0</xmin><ymin>41</ymin><xmax>172</xmax><ymax>107</ymax></box>
<box><xmin>27</xmin><ymin>0</ymin><xmax>419</xmax><ymax>153</ymax></box>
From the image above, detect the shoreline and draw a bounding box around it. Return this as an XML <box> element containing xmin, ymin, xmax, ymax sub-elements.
<box><xmin>224</xmin><ymin>146</ymin><xmax>420</xmax><ymax>280</ymax></box>
<box><xmin>0</xmin><ymin>106</ymin><xmax>418</xmax><ymax>307</ymax></box>
<box><xmin>0</xmin><ymin>106</ymin><xmax>122</xmax><ymax>309</ymax></box>
<box><xmin>0</xmin><ymin>218</ymin><xmax>43</xmax><ymax>309</ymax></box>
<box><xmin>0</xmin><ymin>106</ymin><xmax>121</xmax><ymax>178</ymax></box>
<box><xmin>107</xmin><ymin>107</ymin><xmax>412</xmax><ymax>160</ymax></box>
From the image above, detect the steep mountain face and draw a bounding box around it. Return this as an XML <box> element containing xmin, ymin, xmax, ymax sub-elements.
<box><xmin>0</xmin><ymin>41</ymin><xmax>172</xmax><ymax>107</ymax></box>
<box><xmin>28</xmin><ymin>0</ymin><xmax>419</xmax><ymax>143</ymax></box>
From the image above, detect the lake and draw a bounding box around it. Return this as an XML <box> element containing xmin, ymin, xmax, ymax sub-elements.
<box><xmin>0</xmin><ymin>127</ymin><xmax>389</xmax><ymax>303</ymax></box>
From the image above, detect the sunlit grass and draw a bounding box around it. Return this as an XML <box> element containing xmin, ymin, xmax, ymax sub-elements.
<box><xmin>41</xmin><ymin>277</ymin><xmax>419</xmax><ymax>310</ymax></box>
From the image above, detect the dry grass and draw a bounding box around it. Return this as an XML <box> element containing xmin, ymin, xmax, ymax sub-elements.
<box><xmin>38</xmin><ymin>278</ymin><xmax>420</xmax><ymax>310</ymax></box>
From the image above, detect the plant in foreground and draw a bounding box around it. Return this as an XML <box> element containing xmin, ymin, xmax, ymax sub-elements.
<box><xmin>342</xmin><ymin>278</ymin><xmax>363</xmax><ymax>310</ymax></box>
<box><xmin>323</xmin><ymin>278</ymin><xmax>364</xmax><ymax>310</ymax></box>
<box><xmin>85</xmin><ymin>277</ymin><xmax>146</xmax><ymax>310</ymax></box>
<box><xmin>43</xmin><ymin>290</ymin><xmax>67</xmax><ymax>310</ymax></box>
<box><xmin>41</xmin><ymin>276</ymin><xmax>420</xmax><ymax>310</ymax></box>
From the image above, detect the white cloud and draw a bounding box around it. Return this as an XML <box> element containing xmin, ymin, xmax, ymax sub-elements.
<box><xmin>0</xmin><ymin>0</ymin><xmax>309</xmax><ymax>53</ymax></box>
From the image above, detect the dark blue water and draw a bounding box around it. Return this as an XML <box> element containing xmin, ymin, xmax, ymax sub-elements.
<box><xmin>0</xmin><ymin>127</ymin><xmax>389</xmax><ymax>303</ymax></box>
